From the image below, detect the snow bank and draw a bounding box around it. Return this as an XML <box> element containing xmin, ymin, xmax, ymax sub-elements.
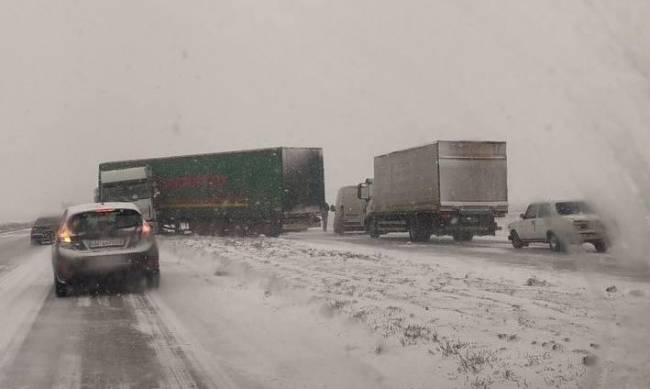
<box><xmin>161</xmin><ymin>235</ymin><xmax>650</xmax><ymax>388</ymax></box>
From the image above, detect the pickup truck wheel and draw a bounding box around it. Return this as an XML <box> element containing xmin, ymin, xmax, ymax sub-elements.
<box><xmin>593</xmin><ymin>239</ymin><xmax>608</xmax><ymax>253</ymax></box>
<box><xmin>510</xmin><ymin>231</ymin><xmax>524</xmax><ymax>249</ymax></box>
<box><xmin>548</xmin><ymin>232</ymin><xmax>566</xmax><ymax>252</ymax></box>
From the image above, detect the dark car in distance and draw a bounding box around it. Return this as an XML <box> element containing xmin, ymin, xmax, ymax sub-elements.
<box><xmin>31</xmin><ymin>216</ymin><xmax>61</xmax><ymax>245</ymax></box>
<box><xmin>52</xmin><ymin>202</ymin><xmax>160</xmax><ymax>297</ymax></box>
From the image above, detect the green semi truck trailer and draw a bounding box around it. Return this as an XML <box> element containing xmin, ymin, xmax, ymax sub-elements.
<box><xmin>97</xmin><ymin>147</ymin><xmax>325</xmax><ymax>236</ymax></box>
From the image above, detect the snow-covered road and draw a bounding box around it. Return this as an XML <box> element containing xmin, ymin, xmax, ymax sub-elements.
<box><xmin>0</xmin><ymin>229</ymin><xmax>649</xmax><ymax>388</ymax></box>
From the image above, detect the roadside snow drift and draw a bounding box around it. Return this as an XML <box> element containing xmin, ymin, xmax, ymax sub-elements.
<box><xmin>160</xmin><ymin>234</ymin><xmax>650</xmax><ymax>388</ymax></box>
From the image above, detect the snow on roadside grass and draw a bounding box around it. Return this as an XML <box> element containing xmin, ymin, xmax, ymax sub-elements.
<box><xmin>161</xmin><ymin>235</ymin><xmax>650</xmax><ymax>388</ymax></box>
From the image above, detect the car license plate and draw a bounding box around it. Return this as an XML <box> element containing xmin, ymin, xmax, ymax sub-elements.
<box><xmin>87</xmin><ymin>239</ymin><xmax>124</xmax><ymax>249</ymax></box>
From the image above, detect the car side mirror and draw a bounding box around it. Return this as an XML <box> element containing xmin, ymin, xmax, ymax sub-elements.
<box><xmin>329</xmin><ymin>205</ymin><xmax>336</xmax><ymax>212</ymax></box>
<box><xmin>520</xmin><ymin>213</ymin><xmax>525</xmax><ymax>219</ymax></box>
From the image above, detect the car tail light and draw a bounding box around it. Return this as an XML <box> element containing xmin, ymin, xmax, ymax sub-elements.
<box><xmin>56</xmin><ymin>224</ymin><xmax>78</xmax><ymax>248</ymax></box>
<box><xmin>142</xmin><ymin>222</ymin><xmax>152</xmax><ymax>237</ymax></box>
<box><xmin>57</xmin><ymin>226</ymin><xmax>72</xmax><ymax>243</ymax></box>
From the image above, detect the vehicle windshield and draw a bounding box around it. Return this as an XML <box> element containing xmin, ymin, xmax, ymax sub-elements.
<box><xmin>34</xmin><ymin>217</ymin><xmax>60</xmax><ymax>227</ymax></box>
<box><xmin>102</xmin><ymin>182</ymin><xmax>150</xmax><ymax>202</ymax></box>
<box><xmin>555</xmin><ymin>201</ymin><xmax>593</xmax><ymax>215</ymax></box>
<box><xmin>67</xmin><ymin>209</ymin><xmax>142</xmax><ymax>234</ymax></box>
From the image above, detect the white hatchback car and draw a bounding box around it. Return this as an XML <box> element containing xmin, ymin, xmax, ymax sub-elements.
<box><xmin>508</xmin><ymin>201</ymin><xmax>609</xmax><ymax>252</ymax></box>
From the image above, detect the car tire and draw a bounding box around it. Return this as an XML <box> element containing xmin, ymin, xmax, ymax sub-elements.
<box><xmin>54</xmin><ymin>278</ymin><xmax>67</xmax><ymax>298</ymax></box>
<box><xmin>548</xmin><ymin>232</ymin><xmax>565</xmax><ymax>252</ymax></box>
<box><xmin>593</xmin><ymin>239</ymin><xmax>608</xmax><ymax>253</ymax></box>
<box><xmin>510</xmin><ymin>231</ymin><xmax>524</xmax><ymax>249</ymax></box>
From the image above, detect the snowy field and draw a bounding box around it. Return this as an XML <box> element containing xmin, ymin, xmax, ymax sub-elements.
<box><xmin>160</xmin><ymin>230</ymin><xmax>650</xmax><ymax>389</ymax></box>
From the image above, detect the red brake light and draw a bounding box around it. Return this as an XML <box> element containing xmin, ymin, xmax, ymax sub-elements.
<box><xmin>142</xmin><ymin>222</ymin><xmax>152</xmax><ymax>236</ymax></box>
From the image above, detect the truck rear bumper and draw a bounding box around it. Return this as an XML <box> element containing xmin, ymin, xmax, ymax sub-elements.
<box><xmin>443</xmin><ymin>212</ymin><xmax>499</xmax><ymax>236</ymax></box>
<box><xmin>440</xmin><ymin>202</ymin><xmax>508</xmax><ymax>217</ymax></box>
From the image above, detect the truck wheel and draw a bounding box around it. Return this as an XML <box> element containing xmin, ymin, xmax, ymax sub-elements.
<box><xmin>408</xmin><ymin>216</ymin><xmax>432</xmax><ymax>242</ymax></box>
<box><xmin>453</xmin><ymin>232</ymin><xmax>473</xmax><ymax>242</ymax></box>
<box><xmin>267</xmin><ymin>222</ymin><xmax>282</xmax><ymax>238</ymax></box>
<box><xmin>510</xmin><ymin>231</ymin><xmax>524</xmax><ymax>249</ymax></box>
<box><xmin>368</xmin><ymin>219</ymin><xmax>380</xmax><ymax>239</ymax></box>
<box><xmin>548</xmin><ymin>232</ymin><xmax>566</xmax><ymax>252</ymax></box>
<box><xmin>409</xmin><ymin>225</ymin><xmax>431</xmax><ymax>242</ymax></box>
<box><xmin>54</xmin><ymin>278</ymin><xmax>67</xmax><ymax>298</ymax></box>
<box><xmin>593</xmin><ymin>239</ymin><xmax>608</xmax><ymax>253</ymax></box>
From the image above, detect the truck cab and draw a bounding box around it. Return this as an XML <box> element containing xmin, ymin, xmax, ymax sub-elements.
<box><xmin>98</xmin><ymin>166</ymin><xmax>157</xmax><ymax>229</ymax></box>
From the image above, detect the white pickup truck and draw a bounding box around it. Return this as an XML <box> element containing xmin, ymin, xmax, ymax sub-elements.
<box><xmin>508</xmin><ymin>200</ymin><xmax>609</xmax><ymax>252</ymax></box>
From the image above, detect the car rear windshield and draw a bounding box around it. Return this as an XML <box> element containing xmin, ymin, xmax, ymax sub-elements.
<box><xmin>67</xmin><ymin>209</ymin><xmax>142</xmax><ymax>234</ymax></box>
<box><xmin>555</xmin><ymin>201</ymin><xmax>593</xmax><ymax>215</ymax></box>
<box><xmin>34</xmin><ymin>217</ymin><xmax>60</xmax><ymax>227</ymax></box>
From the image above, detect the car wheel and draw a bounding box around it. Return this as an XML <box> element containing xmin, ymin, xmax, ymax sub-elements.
<box><xmin>593</xmin><ymin>239</ymin><xmax>608</xmax><ymax>253</ymax></box>
<box><xmin>54</xmin><ymin>278</ymin><xmax>67</xmax><ymax>298</ymax></box>
<box><xmin>146</xmin><ymin>272</ymin><xmax>160</xmax><ymax>289</ymax></box>
<box><xmin>510</xmin><ymin>231</ymin><xmax>524</xmax><ymax>249</ymax></box>
<box><xmin>548</xmin><ymin>232</ymin><xmax>565</xmax><ymax>252</ymax></box>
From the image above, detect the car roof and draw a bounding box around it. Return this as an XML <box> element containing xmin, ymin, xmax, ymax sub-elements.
<box><xmin>65</xmin><ymin>202</ymin><xmax>141</xmax><ymax>216</ymax></box>
<box><xmin>34</xmin><ymin>215</ymin><xmax>61</xmax><ymax>224</ymax></box>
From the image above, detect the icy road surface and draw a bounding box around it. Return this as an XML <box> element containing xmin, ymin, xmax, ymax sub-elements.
<box><xmin>0</xmin><ymin>228</ymin><xmax>649</xmax><ymax>388</ymax></box>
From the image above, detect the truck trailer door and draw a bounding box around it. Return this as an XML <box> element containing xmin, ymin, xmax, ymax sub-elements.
<box><xmin>437</xmin><ymin>142</ymin><xmax>508</xmax><ymax>212</ymax></box>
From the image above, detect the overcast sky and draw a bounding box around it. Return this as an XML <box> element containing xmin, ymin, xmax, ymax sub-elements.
<box><xmin>1</xmin><ymin>0</ymin><xmax>649</xmax><ymax>222</ymax></box>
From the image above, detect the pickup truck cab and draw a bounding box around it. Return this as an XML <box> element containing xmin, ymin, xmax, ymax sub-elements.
<box><xmin>508</xmin><ymin>200</ymin><xmax>608</xmax><ymax>252</ymax></box>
